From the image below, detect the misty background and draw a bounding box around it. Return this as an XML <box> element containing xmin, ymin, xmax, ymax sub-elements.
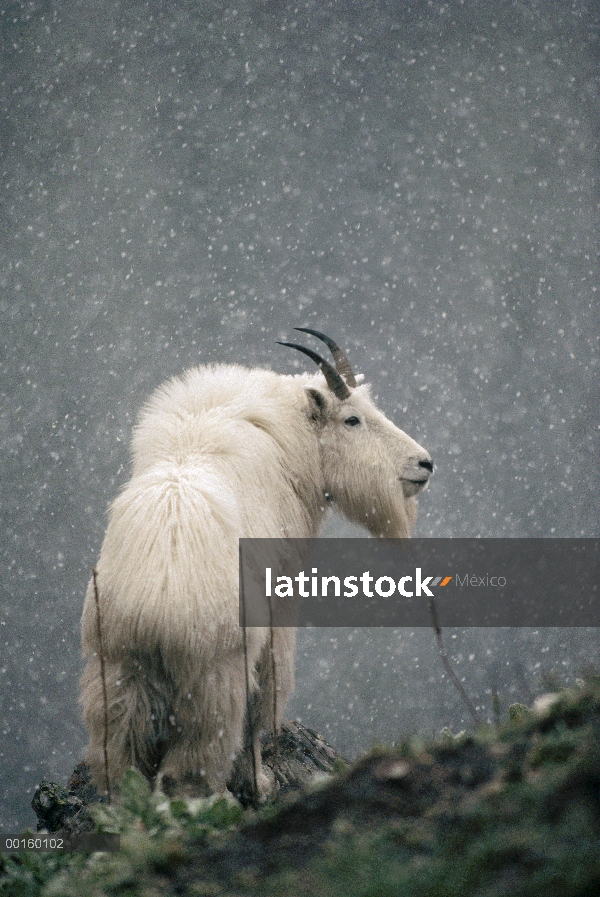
<box><xmin>1</xmin><ymin>0</ymin><xmax>598</xmax><ymax>831</ymax></box>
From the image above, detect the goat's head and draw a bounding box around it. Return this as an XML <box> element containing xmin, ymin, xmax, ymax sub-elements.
<box><xmin>279</xmin><ymin>328</ymin><xmax>433</xmax><ymax>538</ymax></box>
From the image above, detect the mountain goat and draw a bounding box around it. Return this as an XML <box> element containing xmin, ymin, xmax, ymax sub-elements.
<box><xmin>80</xmin><ymin>329</ymin><xmax>433</xmax><ymax>800</ymax></box>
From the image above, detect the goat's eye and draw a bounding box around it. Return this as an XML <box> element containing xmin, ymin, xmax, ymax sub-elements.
<box><xmin>345</xmin><ymin>416</ymin><xmax>361</xmax><ymax>427</ymax></box>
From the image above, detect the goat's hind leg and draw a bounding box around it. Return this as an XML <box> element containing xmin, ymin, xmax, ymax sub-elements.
<box><xmin>158</xmin><ymin>654</ymin><xmax>248</xmax><ymax>799</ymax></box>
<box><xmin>81</xmin><ymin>656</ymin><xmax>143</xmax><ymax>795</ymax></box>
<box><xmin>230</xmin><ymin>629</ymin><xmax>296</xmax><ymax>803</ymax></box>
<box><xmin>81</xmin><ymin>655</ymin><xmax>173</xmax><ymax>795</ymax></box>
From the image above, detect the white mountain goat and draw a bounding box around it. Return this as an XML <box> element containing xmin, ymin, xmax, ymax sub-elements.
<box><xmin>80</xmin><ymin>329</ymin><xmax>433</xmax><ymax>800</ymax></box>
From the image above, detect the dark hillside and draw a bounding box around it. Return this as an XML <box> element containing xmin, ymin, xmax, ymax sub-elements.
<box><xmin>2</xmin><ymin>678</ymin><xmax>600</xmax><ymax>896</ymax></box>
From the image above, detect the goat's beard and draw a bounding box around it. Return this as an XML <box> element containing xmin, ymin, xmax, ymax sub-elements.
<box><xmin>333</xmin><ymin>486</ymin><xmax>417</xmax><ymax>539</ymax></box>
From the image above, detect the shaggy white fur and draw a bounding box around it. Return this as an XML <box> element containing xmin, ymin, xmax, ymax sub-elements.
<box><xmin>80</xmin><ymin>362</ymin><xmax>432</xmax><ymax>798</ymax></box>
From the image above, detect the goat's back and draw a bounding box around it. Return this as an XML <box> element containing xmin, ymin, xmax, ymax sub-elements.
<box><xmin>82</xmin><ymin>364</ymin><xmax>321</xmax><ymax>664</ymax></box>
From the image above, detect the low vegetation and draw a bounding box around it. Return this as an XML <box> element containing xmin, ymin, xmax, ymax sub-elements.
<box><xmin>2</xmin><ymin>676</ymin><xmax>600</xmax><ymax>896</ymax></box>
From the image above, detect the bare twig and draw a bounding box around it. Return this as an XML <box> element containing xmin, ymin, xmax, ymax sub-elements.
<box><xmin>428</xmin><ymin>595</ymin><xmax>482</xmax><ymax>727</ymax></box>
<box><xmin>514</xmin><ymin>660</ymin><xmax>534</xmax><ymax>705</ymax></box>
<box><xmin>492</xmin><ymin>690</ymin><xmax>501</xmax><ymax>729</ymax></box>
<box><xmin>268</xmin><ymin>599</ymin><xmax>279</xmax><ymax>763</ymax></box>
<box><xmin>92</xmin><ymin>566</ymin><xmax>112</xmax><ymax>802</ymax></box>
<box><xmin>239</xmin><ymin>544</ymin><xmax>258</xmax><ymax>802</ymax></box>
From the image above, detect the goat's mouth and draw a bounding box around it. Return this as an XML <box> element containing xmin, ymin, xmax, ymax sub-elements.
<box><xmin>401</xmin><ymin>476</ymin><xmax>430</xmax><ymax>498</ymax></box>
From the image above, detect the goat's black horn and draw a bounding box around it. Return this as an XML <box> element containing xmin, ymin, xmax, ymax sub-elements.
<box><xmin>294</xmin><ymin>327</ymin><xmax>358</xmax><ymax>388</ymax></box>
<box><xmin>277</xmin><ymin>342</ymin><xmax>351</xmax><ymax>400</ymax></box>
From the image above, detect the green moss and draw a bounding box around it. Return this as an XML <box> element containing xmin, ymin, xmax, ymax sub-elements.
<box><xmin>509</xmin><ymin>703</ymin><xmax>531</xmax><ymax>724</ymax></box>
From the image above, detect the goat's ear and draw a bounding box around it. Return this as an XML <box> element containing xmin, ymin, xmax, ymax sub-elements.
<box><xmin>305</xmin><ymin>387</ymin><xmax>328</xmax><ymax>423</ymax></box>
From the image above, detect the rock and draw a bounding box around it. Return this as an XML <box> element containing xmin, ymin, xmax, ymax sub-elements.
<box><xmin>32</xmin><ymin>720</ymin><xmax>345</xmax><ymax>834</ymax></box>
<box><xmin>32</xmin><ymin>772</ymin><xmax>99</xmax><ymax>834</ymax></box>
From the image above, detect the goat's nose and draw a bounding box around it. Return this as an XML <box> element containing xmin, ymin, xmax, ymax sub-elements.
<box><xmin>419</xmin><ymin>459</ymin><xmax>434</xmax><ymax>473</ymax></box>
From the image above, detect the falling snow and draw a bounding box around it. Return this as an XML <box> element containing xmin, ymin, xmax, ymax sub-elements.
<box><xmin>1</xmin><ymin>0</ymin><xmax>598</xmax><ymax>831</ymax></box>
